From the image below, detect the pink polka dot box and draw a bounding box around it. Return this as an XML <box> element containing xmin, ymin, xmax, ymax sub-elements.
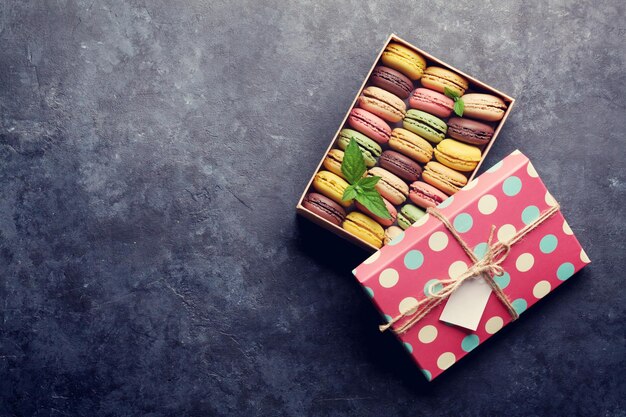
<box><xmin>352</xmin><ymin>150</ymin><xmax>590</xmax><ymax>381</ymax></box>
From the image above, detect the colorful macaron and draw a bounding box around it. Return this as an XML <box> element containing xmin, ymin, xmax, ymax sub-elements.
<box><xmin>337</xmin><ymin>129</ymin><xmax>381</xmax><ymax>167</ymax></box>
<box><xmin>358</xmin><ymin>86</ymin><xmax>406</xmax><ymax>123</ymax></box>
<box><xmin>420</xmin><ymin>66</ymin><xmax>469</xmax><ymax>97</ymax></box>
<box><xmin>397</xmin><ymin>204</ymin><xmax>426</xmax><ymax>230</ymax></box>
<box><xmin>355</xmin><ymin>198</ymin><xmax>397</xmax><ymax>227</ymax></box>
<box><xmin>383</xmin><ymin>226</ymin><xmax>404</xmax><ymax>245</ymax></box>
<box><xmin>381</xmin><ymin>42</ymin><xmax>426</xmax><ymax>80</ymax></box>
<box><xmin>434</xmin><ymin>139</ymin><xmax>482</xmax><ymax>172</ymax></box>
<box><xmin>389</xmin><ymin>128</ymin><xmax>434</xmax><ymax>164</ymax></box>
<box><xmin>379</xmin><ymin>150</ymin><xmax>423</xmax><ymax>182</ymax></box>
<box><xmin>447</xmin><ymin>117</ymin><xmax>495</xmax><ymax>146</ymax></box>
<box><xmin>403</xmin><ymin>109</ymin><xmax>447</xmax><ymax>144</ymax></box>
<box><xmin>367</xmin><ymin>167</ymin><xmax>409</xmax><ymax>205</ymax></box>
<box><xmin>348</xmin><ymin>108</ymin><xmax>392</xmax><ymax>144</ymax></box>
<box><xmin>323</xmin><ymin>149</ymin><xmax>346</xmax><ymax>178</ymax></box>
<box><xmin>422</xmin><ymin>161</ymin><xmax>468</xmax><ymax>195</ymax></box>
<box><xmin>303</xmin><ymin>193</ymin><xmax>346</xmax><ymax>226</ymax></box>
<box><xmin>462</xmin><ymin>94</ymin><xmax>507</xmax><ymax>122</ymax></box>
<box><xmin>343</xmin><ymin>211</ymin><xmax>384</xmax><ymax>248</ymax></box>
<box><xmin>370</xmin><ymin>66</ymin><xmax>413</xmax><ymax>99</ymax></box>
<box><xmin>409</xmin><ymin>181</ymin><xmax>448</xmax><ymax>209</ymax></box>
<box><xmin>409</xmin><ymin>88</ymin><xmax>454</xmax><ymax>119</ymax></box>
<box><xmin>312</xmin><ymin>170</ymin><xmax>352</xmax><ymax>207</ymax></box>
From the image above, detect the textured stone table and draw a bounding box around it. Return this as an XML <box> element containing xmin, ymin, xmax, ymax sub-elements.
<box><xmin>1</xmin><ymin>1</ymin><xmax>624</xmax><ymax>415</ymax></box>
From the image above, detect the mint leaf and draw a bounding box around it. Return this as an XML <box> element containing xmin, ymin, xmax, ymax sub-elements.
<box><xmin>454</xmin><ymin>99</ymin><xmax>464</xmax><ymax>117</ymax></box>
<box><xmin>341</xmin><ymin>138</ymin><xmax>366</xmax><ymax>184</ymax></box>
<box><xmin>342</xmin><ymin>185</ymin><xmax>357</xmax><ymax>201</ymax></box>
<box><xmin>356</xmin><ymin>188</ymin><xmax>391</xmax><ymax>219</ymax></box>
<box><xmin>356</xmin><ymin>175</ymin><xmax>381</xmax><ymax>189</ymax></box>
<box><xmin>444</xmin><ymin>86</ymin><xmax>460</xmax><ymax>100</ymax></box>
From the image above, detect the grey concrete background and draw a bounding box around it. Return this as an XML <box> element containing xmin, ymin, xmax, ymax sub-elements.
<box><xmin>1</xmin><ymin>0</ymin><xmax>625</xmax><ymax>416</ymax></box>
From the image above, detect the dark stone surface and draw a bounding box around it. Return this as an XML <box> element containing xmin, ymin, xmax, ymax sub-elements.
<box><xmin>1</xmin><ymin>0</ymin><xmax>624</xmax><ymax>415</ymax></box>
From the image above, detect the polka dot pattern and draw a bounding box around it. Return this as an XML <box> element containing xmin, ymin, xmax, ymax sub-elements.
<box><xmin>539</xmin><ymin>234</ymin><xmax>558</xmax><ymax>254</ymax></box>
<box><xmin>563</xmin><ymin>220</ymin><xmax>574</xmax><ymax>235</ymax></box>
<box><xmin>473</xmin><ymin>242</ymin><xmax>489</xmax><ymax>260</ymax></box>
<box><xmin>379</xmin><ymin>268</ymin><xmax>399</xmax><ymax>288</ymax></box>
<box><xmin>448</xmin><ymin>261</ymin><xmax>468</xmax><ymax>279</ymax></box>
<box><xmin>461</xmin><ymin>334</ymin><xmax>480</xmax><ymax>352</ymax></box>
<box><xmin>557</xmin><ymin>262</ymin><xmax>575</xmax><ymax>280</ymax></box>
<box><xmin>526</xmin><ymin>162</ymin><xmax>539</xmax><ymax>177</ymax></box>
<box><xmin>399</xmin><ymin>297</ymin><xmax>418</xmax><ymax>314</ymax></box>
<box><xmin>421</xmin><ymin>369</ymin><xmax>432</xmax><ymax>381</ymax></box>
<box><xmin>533</xmin><ymin>280</ymin><xmax>551</xmax><ymax>298</ymax></box>
<box><xmin>364</xmin><ymin>287</ymin><xmax>374</xmax><ymax>298</ymax></box>
<box><xmin>463</xmin><ymin>178</ymin><xmax>479</xmax><ymax>191</ymax></box>
<box><xmin>418</xmin><ymin>325</ymin><xmax>438</xmax><ymax>343</ymax></box>
<box><xmin>502</xmin><ymin>176</ymin><xmax>522</xmax><ymax>196</ymax></box>
<box><xmin>512</xmin><ymin>298</ymin><xmax>528</xmax><ymax>314</ymax></box>
<box><xmin>580</xmin><ymin>249</ymin><xmax>590</xmax><ymax>263</ymax></box>
<box><xmin>404</xmin><ymin>250</ymin><xmax>424</xmax><ymax>270</ymax></box>
<box><xmin>437</xmin><ymin>352</ymin><xmax>456</xmax><ymax>370</ymax></box>
<box><xmin>516</xmin><ymin>253</ymin><xmax>534</xmax><ymax>272</ymax></box>
<box><xmin>485</xmin><ymin>316</ymin><xmax>503</xmax><ymax>334</ymax></box>
<box><xmin>428</xmin><ymin>231</ymin><xmax>448</xmax><ymax>252</ymax></box>
<box><xmin>363</xmin><ymin>251</ymin><xmax>380</xmax><ymax>264</ymax></box>
<box><xmin>424</xmin><ymin>279</ymin><xmax>443</xmax><ymax>297</ymax></box>
<box><xmin>493</xmin><ymin>271</ymin><xmax>510</xmax><ymax>289</ymax></box>
<box><xmin>497</xmin><ymin>224</ymin><xmax>516</xmax><ymax>243</ymax></box>
<box><xmin>477</xmin><ymin>194</ymin><xmax>498</xmax><ymax>215</ymax></box>
<box><xmin>388</xmin><ymin>231</ymin><xmax>404</xmax><ymax>246</ymax></box>
<box><xmin>521</xmin><ymin>205</ymin><xmax>540</xmax><ymax>225</ymax></box>
<box><xmin>545</xmin><ymin>191</ymin><xmax>558</xmax><ymax>207</ymax></box>
<box><xmin>404</xmin><ymin>342</ymin><xmax>413</xmax><ymax>353</ymax></box>
<box><xmin>453</xmin><ymin>213</ymin><xmax>473</xmax><ymax>233</ymax></box>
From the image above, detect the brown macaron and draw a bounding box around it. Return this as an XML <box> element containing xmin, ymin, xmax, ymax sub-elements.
<box><xmin>379</xmin><ymin>150</ymin><xmax>423</xmax><ymax>182</ymax></box>
<box><xmin>302</xmin><ymin>193</ymin><xmax>347</xmax><ymax>226</ymax></box>
<box><xmin>447</xmin><ymin>117</ymin><xmax>495</xmax><ymax>146</ymax></box>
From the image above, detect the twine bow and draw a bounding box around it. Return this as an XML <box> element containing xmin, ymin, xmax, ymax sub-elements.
<box><xmin>379</xmin><ymin>203</ymin><xmax>560</xmax><ymax>335</ymax></box>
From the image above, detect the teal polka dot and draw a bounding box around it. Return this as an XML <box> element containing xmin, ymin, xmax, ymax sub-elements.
<box><xmin>557</xmin><ymin>262</ymin><xmax>575</xmax><ymax>280</ymax></box>
<box><xmin>461</xmin><ymin>334</ymin><xmax>480</xmax><ymax>352</ymax></box>
<box><xmin>438</xmin><ymin>196</ymin><xmax>454</xmax><ymax>209</ymax></box>
<box><xmin>424</xmin><ymin>279</ymin><xmax>443</xmax><ymax>297</ymax></box>
<box><xmin>421</xmin><ymin>369</ymin><xmax>432</xmax><ymax>381</ymax></box>
<box><xmin>493</xmin><ymin>271</ymin><xmax>510</xmax><ymax>289</ymax></box>
<box><xmin>453</xmin><ymin>213</ymin><xmax>473</xmax><ymax>233</ymax></box>
<box><xmin>521</xmin><ymin>205</ymin><xmax>540</xmax><ymax>225</ymax></box>
<box><xmin>388</xmin><ymin>231</ymin><xmax>405</xmax><ymax>246</ymax></box>
<box><xmin>473</xmin><ymin>242</ymin><xmax>489</xmax><ymax>259</ymax></box>
<box><xmin>403</xmin><ymin>342</ymin><xmax>413</xmax><ymax>353</ymax></box>
<box><xmin>404</xmin><ymin>250</ymin><xmax>424</xmax><ymax>270</ymax></box>
<box><xmin>502</xmin><ymin>176</ymin><xmax>522</xmax><ymax>196</ymax></box>
<box><xmin>384</xmin><ymin>314</ymin><xmax>393</xmax><ymax>323</ymax></box>
<box><xmin>512</xmin><ymin>298</ymin><xmax>527</xmax><ymax>314</ymax></box>
<box><xmin>364</xmin><ymin>287</ymin><xmax>374</xmax><ymax>298</ymax></box>
<box><xmin>539</xmin><ymin>234</ymin><xmax>558</xmax><ymax>254</ymax></box>
<box><xmin>487</xmin><ymin>160</ymin><xmax>503</xmax><ymax>173</ymax></box>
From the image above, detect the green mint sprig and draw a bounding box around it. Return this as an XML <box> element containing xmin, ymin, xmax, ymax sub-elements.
<box><xmin>444</xmin><ymin>87</ymin><xmax>465</xmax><ymax>117</ymax></box>
<box><xmin>341</xmin><ymin>138</ymin><xmax>392</xmax><ymax>220</ymax></box>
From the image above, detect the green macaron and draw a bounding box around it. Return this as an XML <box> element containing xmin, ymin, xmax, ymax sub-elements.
<box><xmin>403</xmin><ymin>109</ymin><xmax>447</xmax><ymax>144</ymax></box>
<box><xmin>338</xmin><ymin>129</ymin><xmax>382</xmax><ymax>167</ymax></box>
<box><xmin>397</xmin><ymin>203</ymin><xmax>426</xmax><ymax>230</ymax></box>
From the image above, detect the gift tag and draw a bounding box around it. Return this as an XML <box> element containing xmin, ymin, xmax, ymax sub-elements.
<box><xmin>439</xmin><ymin>275</ymin><xmax>492</xmax><ymax>331</ymax></box>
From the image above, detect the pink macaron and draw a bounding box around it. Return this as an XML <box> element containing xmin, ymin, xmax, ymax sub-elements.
<box><xmin>409</xmin><ymin>181</ymin><xmax>449</xmax><ymax>209</ymax></box>
<box><xmin>409</xmin><ymin>88</ymin><xmax>454</xmax><ymax>119</ymax></box>
<box><xmin>348</xmin><ymin>108</ymin><xmax>392</xmax><ymax>144</ymax></box>
<box><xmin>355</xmin><ymin>198</ymin><xmax>397</xmax><ymax>227</ymax></box>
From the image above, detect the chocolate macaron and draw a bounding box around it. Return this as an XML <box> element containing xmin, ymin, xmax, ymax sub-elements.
<box><xmin>303</xmin><ymin>193</ymin><xmax>346</xmax><ymax>226</ymax></box>
<box><xmin>379</xmin><ymin>150</ymin><xmax>423</xmax><ymax>182</ymax></box>
<box><xmin>447</xmin><ymin>117</ymin><xmax>495</xmax><ymax>146</ymax></box>
<box><xmin>370</xmin><ymin>66</ymin><xmax>414</xmax><ymax>99</ymax></box>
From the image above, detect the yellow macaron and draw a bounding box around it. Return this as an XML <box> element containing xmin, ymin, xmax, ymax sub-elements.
<box><xmin>381</xmin><ymin>42</ymin><xmax>426</xmax><ymax>80</ymax></box>
<box><xmin>323</xmin><ymin>149</ymin><xmax>346</xmax><ymax>179</ymax></box>
<box><xmin>343</xmin><ymin>211</ymin><xmax>384</xmax><ymax>248</ymax></box>
<box><xmin>421</xmin><ymin>67</ymin><xmax>469</xmax><ymax>97</ymax></box>
<box><xmin>389</xmin><ymin>128</ymin><xmax>434</xmax><ymax>164</ymax></box>
<box><xmin>422</xmin><ymin>161</ymin><xmax>468</xmax><ymax>195</ymax></box>
<box><xmin>313</xmin><ymin>170</ymin><xmax>352</xmax><ymax>207</ymax></box>
<box><xmin>434</xmin><ymin>139</ymin><xmax>482</xmax><ymax>172</ymax></box>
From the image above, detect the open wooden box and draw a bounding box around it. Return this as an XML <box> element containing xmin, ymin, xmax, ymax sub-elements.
<box><xmin>296</xmin><ymin>34</ymin><xmax>515</xmax><ymax>252</ymax></box>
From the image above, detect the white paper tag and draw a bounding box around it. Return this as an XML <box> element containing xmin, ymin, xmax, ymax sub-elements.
<box><xmin>439</xmin><ymin>275</ymin><xmax>492</xmax><ymax>331</ymax></box>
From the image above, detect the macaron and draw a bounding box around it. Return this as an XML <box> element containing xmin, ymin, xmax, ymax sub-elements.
<box><xmin>355</xmin><ymin>198</ymin><xmax>397</xmax><ymax>227</ymax></box>
<box><xmin>367</xmin><ymin>167</ymin><xmax>409</xmax><ymax>205</ymax></box>
<box><xmin>422</xmin><ymin>161</ymin><xmax>468</xmax><ymax>195</ymax></box>
<box><xmin>381</xmin><ymin>42</ymin><xmax>426</xmax><ymax>80</ymax></box>
<box><xmin>434</xmin><ymin>139</ymin><xmax>482</xmax><ymax>172</ymax></box>
<box><xmin>461</xmin><ymin>94</ymin><xmax>507</xmax><ymax>122</ymax></box>
<box><xmin>337</xmin><ymin>129</ymin><xmax>381</xmax><ymax>167</ymax></box>
<box><xmin>370</xmin><ymin>66</ymin><xmax>413</xmax><ymax>99</ymax></box>
<box><xmin>343</xmin><ymin>211</ymin><xmax>384</xmax><ymax>248</ymax></box>
<box><xmin>383</xmin><ymin>226</ymin><xmax>404</xmax><ymax>245</ymax></box>
<box><xmin>302</xmin><ymin>193</ymin><xmax>346</xmax><ymax>226</ymax></box>
<box><xmin>358</xmin><ymin>86</ymin><xmax>406</xmax><ymax>123</ymax></box>
<box><xmin>447</xmin><ymin>117</ymin><xmax>495</xmax><ymax>146</ymax></box>
<box><xmin>389</xmin><ymin>128</ymin><xmax>433</xmax><ymax>164</ymax></box>
<box><xmin>348</xmin><ymin>108</ymin><xmax>392</xmax><ymax>144</ymax></box>
<box><xmin>397</xmin><ymin>204</ymin><xmax>426</xmax><ymax>230</ymax></box>
<box><xmin>409</xmin><ymin>88</ymin><xmax>454</xmax><ymax>119</ymax></box>
<box><xmin>379</xmin><ymin>150</ymin><xmax>422</xmax><ymax>182</ymax></box>
<box><xmin>409</xmin><ymin>181</ymin><xmax>448</xmax><ymax>209</ymax></box>
<box><xmin>323</xmin><ymin>149</ymin><xmax>346</xmax><ymax>178</ymax></box>
<box><xmin>312</xmin><ymin>170</ymin><xmax>352</xmax><ymax>207</ymax></box>
<box><xmin>403</xmin><ymin>109</ymin><xmax>447</xmax><ymax>144</ymax></box>
<box><xmin>420</xmin><ymin>66</ymin><xmax>469</xmax><ymax>97</ymax></box>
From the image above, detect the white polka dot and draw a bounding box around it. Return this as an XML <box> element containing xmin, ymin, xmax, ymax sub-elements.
<box><xmin>545</xmin><ymin>191</ymin><xmax>558</xmax><ymax>207</ymax></box>
<box><xmin>516</xmin><ymin>253</ymin><xmax>534</xmax><ymax>272</ymax></box>
<box><xmin>497</xmin><ymin>224</ymin><xmax>516</xmax><ymax>243</ymax></box>
<box><xmin>418</xmin><ymin>325</ymin><xmax>438</xmax><ymax>343</ymax></box>
<box><xmin>448</xmin><ymin>260</ymin><xmax>468</xmax><ymax>279</ymax></box>
<box><xmin>563</xmin><ymin>220</ymin><xmax>573</xmax><ymax>235</ymax></box>
<box><xmin>379</xmin><ymin>268</ymin><xmax>399</xmax><ymax>288</ymax></box>
<box><xmin>533</xmin><ymin>280</ymin><xmax>551</xmax><ymax>298</ymax></box>
<box><xmin>477</xmin><ymin>194</ymin><xmax>498</xmax><ymax>215</ymax></box>
<box><xmin>463</xmin><ymin>178</ymin><xmax>479</xmax><ymax>191</ymax></box>
<box><xmin>412</xmin><ymin>213</ymin><xmax>430</xmax><ymax>227</ymax></box>
<box><xmin>437</xmin><ymin>352</ymin><xmax>456</xmax><ymax>370</ymax></box>
<box><xmin>511</xmin><ymin>149</ymin><xmax>522</xmax><ymax>155</ymax></box>
<box><xmin>485</xmin><ymin>316</ymin><xmax>503</xmax><ymax>334</ymax></box>
<box><xmin>363</xmin><ymin>251</ymin><xmax>380</xmax><ymax>264</ymax></box>
<box><xmin>527</xmin><ymin>162</ymin><xmax>539</xmax><ymax>177</ymax></box>
<box><xmin>429</xmin><ymin>231</ymin><xmax>449</xmax><ymax>252</ymax></box>
<box><xmin>399</xmin><ymin>297</ymin><xmax>419</xmax><ymax>314</ymax></box>
<box><xmin>580</xmin><ymin>249</ymin><xmax>590</xmax><ymax>263</ymax></box>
